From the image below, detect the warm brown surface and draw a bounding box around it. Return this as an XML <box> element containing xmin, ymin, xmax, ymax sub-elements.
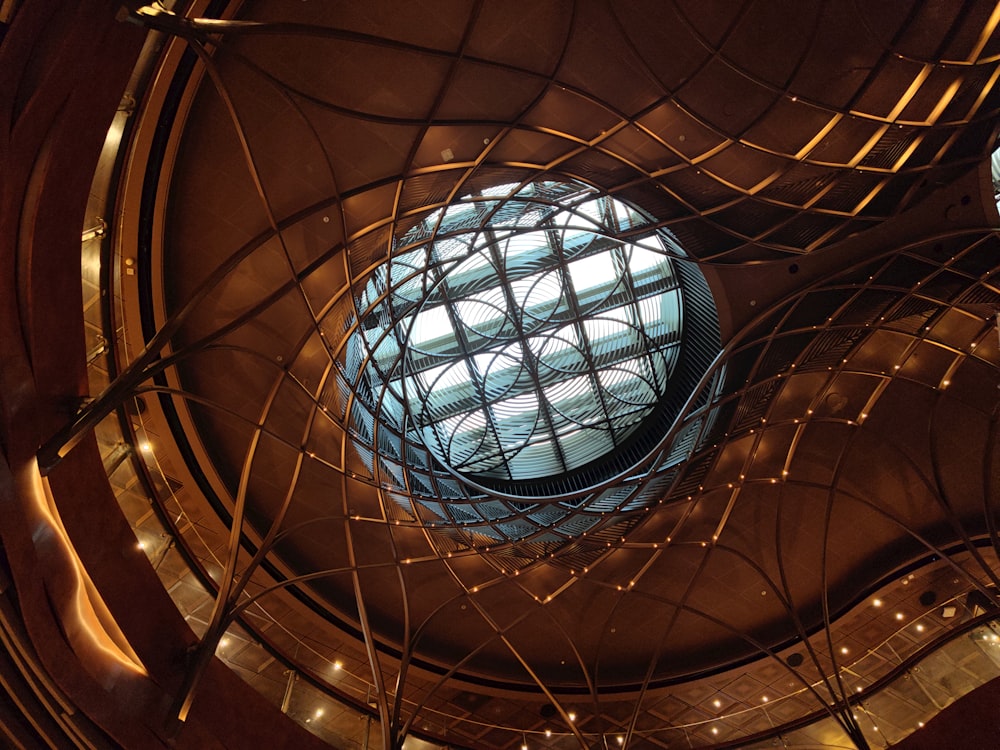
<box><xmin>889</xmin><ymin>674</ymin><xmax>1000</xmax><ymax>750</ymax></box>
<box><xmin>0</xmin><ymin>2</ymin><xmax>349</xmax><ymax>748</ymax></box>
<box><xmin>150</xmin><ymin>0</ymin><xmax>1000</xmax><ymax>692</ymax></box>
<box><xmin>2</xmin><ymin>1</ymin><xmax>1000</xmax><ymax>748</ymax></box>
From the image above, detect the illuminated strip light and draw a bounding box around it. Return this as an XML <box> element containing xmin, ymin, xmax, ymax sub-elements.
<box><xmin>712</xmin><ymin>486</ymin><xmax>741</xmax><ymax>542</ymax></box>
<box><xmin>848</xmin><ymin>124</ymin><xmax>890</xmax><ymax>168</ymax></box>
<box><xmin>851</xmin><ymin>176</ymin><xmax>892</xmax><ymax>215</ymax></box>
<box><xmin>28</xmin><ymin>460</ymin><xmax>147</xmax><ymax>675</ymax></box>
<box><xmin>886</xmin><ymin>65</ymin><xmax>933</xmax><ymax>123</ymax></box>
<box><xmin>793</xmin><ymin>113</ymin><xmax>843</xmax><ymax>161</ymax></box>
<box><xmin>923</xmin><ymin>78</ymin><xmax>963</xmax><ymax>126</ymax></box>
<box><xmin>967</xmin><ymin>2</ymin><xmax>1000</xmax><ymax>62</ymax></box>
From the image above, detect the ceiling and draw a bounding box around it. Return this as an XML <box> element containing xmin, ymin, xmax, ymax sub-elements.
<box><xmin>104</xmin><ymin>0</ymin><xmax>1000</xmax><ymax>747</ymax></box>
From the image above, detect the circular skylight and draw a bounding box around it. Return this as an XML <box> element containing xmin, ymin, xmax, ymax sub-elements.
<box><xmin>357</xmin><ymin>180</ymin><xmax>689</xmax><ymax>486</ymax></box>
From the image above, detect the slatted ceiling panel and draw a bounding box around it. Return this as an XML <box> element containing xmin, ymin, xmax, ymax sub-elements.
<box><xmin>584</xmin><ymin>491</ymin><xmax>620</xmax><ymax>514</ymax></box>
<box><xmin>798</xmin><ymin>328</ymin><xmax>867</xmax><ymax>371</ymax></box>
<box><xmin>319</xmin><ymin>301</ymin><xmax>355</xmax><ymax>346</ymax></box>
<box><xmin>834</xmin><ymin>289</ymin><xmax>902</xmax><ymax>327</ymax></box>
<box><xmin>485</xmin><ymin>548</ymin><xmax>535</xmax><ymax>572</ymax></box>
<box><xmin>667</xmin><ymin>218</ymin><xmax>746</xmax><ymax>260</ymax></box>
<box><xmin>941</xmin><ymin>66</ymin><xmax>997</xmax><ymax>123</ymax></box>
<box><xmin>362</xmin><ymin>311</ymin><xmax>394</xmax><ymax>361</ymax></box>
<box><xmin>668</xmin><ymin>452</ymin><xmax>714</xmax><ymax>498</ymax></box>
<box><xmin>631</xmin><ymin>472</ymin><xmax>677</xmax><ymax>507</ymax></box>
<box><xmin>377</xmin><ymin>431</ymin><xmax>401</xmax><ymax>460</ymax></box>
<box><xmin>560</xmin><ymin>151</ymin><xmax>638</xmax><ymax>188</ymax></box>
<box><xmin>858</xmin><ymin>126</ymin><xmax>919</xmax><ymax>170</ymax></box>
<box><xmin>474</xmin><ymin>501</ymin><xmax>512</xmax><ymax>521</ymax></box>
<box><xmin>757</xmin><ymin>163</ymin><xmax>839</xmax><ymax>206</ymax></box>
<box><xmin>658</xmin><ymin>167</ymin><xmax>738</xmax><ymax>212</ymax></box>
<box><xmin>823</xmin><ymin>217</ymin><xmax>881</xmax><ymax>247</ymax></box>
<box><xmin>814</xmin><ymin>171</ymin><xmax>886</xmax><ymax>214</ymax></box>
<box><xmin>554</xmin><ymin>513</ymin><xmax>602</xmax><ymax>539</ymax></box>
<box><xmin>697</xmin><ymin>146</ymin><xmax>787</xmax><ymax>198</ymax></box>
<box><xmin>383</xmin><ymin>492</ymin><xmax>415</xmax><ymax>521</ymax></box>
<box><xmin>488</xmin><ymin>199</ymin><xmax>532</xmax><ymax>227</ymax></box>
<box><xmin>958</xmin><ymin>283</ymin><xmax>1000</xmax><ymax>307</ymax></box>
<box><xmin>445</xmin><ymin>505</ymin><xmax>477</xmax><ymax>524</ymax></box>
<box><xmin>404</xmin><ymin>444</ymin><xmax>429</xmax><ymax>471</ymax></box>
<box><xmin>495</xmin><ymin>521</ymin><xmax>536</xmax><ymax>542</ymax></box>
<box><xmin>807</xmin><ymin>116</ymin><xmax>885</xmax><ymax>166</ymax></box>
<box><xmin>601</xmin><ymin>125</ymin><xmax>679</xmax><ymax>174</ymax></box>
<box><xmin>757</xmin><ymin>333</ymin><xmax>813</xmax><ymax>380</ymax></box>
<box><xmin>437</xmin><ymin>202</ymin><xmax>492</xmax><ymax>235</ymax></box>
<box><xmin>430</xmin><ymin>476</ymin><xmax>464</xmax><ymax>500</ymax></box>
<box><xmin>546</xmin><ymin>545</ymin><xmax>605</xmax><ymax>574</ymax></box>
<box><xmin>883</xmin><ymin>297</ymin><xmax>942</xmax><ymax>334</ymax></box>
<box><xmin>763</xmin><ymin>211</ymin><xmax>844</xmax><ymax>251</ymax></box>
<box><xmin>661</xmin><ymin>419</ymin><xmax>702</xmax><ymax>466</ymax></box>
<box><xmin>411</xmin><ymin>493</ymin><xmax>445</xmax><ymax>521</ymax></box>
<box><xmin>377</xmin><ymin>458</ymin><xmax>405</xmax><ymax>491</ymax></box>
<box><xmin>588</xmin><ymin>486</ymin><xmax>635</xmax><ymax>513</ymax></box>
<box><xmin>731</xmin><ymin>380</ymin><xmax>781</xmax><ymax>433</ymax></box>
<box><xmin>725</xmin><ymin>338</ymin><xmax>771</xmax><ymax>387</ymax></box>
<box><xmin>527</xmin><ymin>505</ymin><xmax>567</xmax><ymax>527</ymax></box>
<box><xmin>709</xmin><ymin>200</ymin><xmax>798</xmax><ymax>240</ymax></box>
<box><xmin>409</xmin><ymin>475</ymin><xmax>441</xmax><ymax>504</ymax></box>
<box><xmin>899</xmin><ymin>69</ymin><xmax>965</xmax><ymax>125</ymax></box>
<box><xmin>425</xmin><ymin>528</ymin><xmax>471</xmax><ymax>554</ymax></box>
<box><xmin>390</xmin><ymin>208</ymin><xmax>430</xmax><ymax>246</ymax></box>
<box><xmin>457</xmin><ymin>167</ymin><xmax>529</xmax><ymax>199</ymax></box>
<box><xmin>784</xmin><ymin>289</ymin><xmax>856</xmax><ymax>331</ymax></box>
<box><xmin>317</xmin><ymin>373</ymin><xmax>342</xmax><ymax>417</ymax></box>
<box><xmin>347</xmin><ymin>400</ymin><xmax>373</xmax><ymax>440</ymax></box>
<box><xmin>614</xmin><ymin>183</ymin><xmax>691</xmax><ymax>225</ymax></box>
<box><xmin>499</xmin><ymin>539</ymin><xmax>546</xmax><ymax>560</ymax></box>
<box><xmin>346</xmin><ymin>225</ymin><xmax>391</xmax><ymax>277</ymax></box>
<box><xmin>583</xmin><ymin>518</ymin><xmax>634</xmax><ymax>546</ymax></box>
<box><xmin>344</xmin><ymin>443</ymin><xmax>375</xmax><ymax>481</ymax></box>
<box><xmin>901</xmin><ymin>132</ymin><xmax>956</xmax><ymax>184</ymax></box>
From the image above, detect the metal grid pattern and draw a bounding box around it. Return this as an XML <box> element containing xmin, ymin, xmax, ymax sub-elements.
<box><xmin>354</xmin><ymin>181</ymin><xmax>688</xmax><ymax>486</ymax></box>
<box><xmin>32</xmin><ymin>2</ymin><xmax>1000</xmax><ymax>749</ymax></box>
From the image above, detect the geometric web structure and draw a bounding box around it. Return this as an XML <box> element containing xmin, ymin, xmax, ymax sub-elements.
<box><xmin>356</xmin><ymin>180</ymin><xmax>688</xmax><ymax>487</ymax></box>
<box><xmin>14</xmin><ymin>3</ymin><xmax>1000</xmax><ymax>750</ymax></box>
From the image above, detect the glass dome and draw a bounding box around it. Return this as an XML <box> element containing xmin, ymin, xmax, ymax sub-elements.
<box><xmin>357</xmin><ymin>180</ymin><xmax>690</xmax><ymax>486</ymax></box>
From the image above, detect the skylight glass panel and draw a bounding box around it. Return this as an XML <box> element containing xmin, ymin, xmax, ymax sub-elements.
<box><xmin>356</xmin><ymin>178</ymin><xmax>707</xmax><ymax>487</ymax></box>
<box><xmin>455</xmin><ymin>296</ymin><xmax>507</xmax><ymax>339</ymax></box>
<box><xmin>481</xmin><ymin>182</ymin><xmax>521</xmax><ymax>197</ymax></box>
<box><xmin>568</xmin><ymin>252</ymin><xmax>618</xmax><ymax>295</ymax></box>
<box><xmin>501</xmin><ymin>230</ymin><xmax>547</xmax><ymax>261</ymax></box>
<box><xmin>527</xmin><ymin>323</ymin><xmax>581</xmax><ymax>360</ymax></box>
<box><xmin>407</xmin><ymin>304</ymin><xmax>454</xmax><ymax>348</ymax></box>
<box><xmin>544</xmin><ymin>373</ymin><xmax>597</xmax><ymax>415</ymax></box>
<box><xmin>625</xmin><ymin>245</ymin><xmax>664</xmax><ymax>274</ymax></box>
<box><xmin>643</xmin><ymin>292</ymin><xmax>681</xmax><ymax>331</ymax></box>
<box><xmin>432</xmin><ymin>234</ymin><xmax>474</xmax><ymax>263</ymax></box>
<box><xmin>573</xmin><ymin>197</ymin><xmax>605</xmax><ymax>224</ymax></box>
